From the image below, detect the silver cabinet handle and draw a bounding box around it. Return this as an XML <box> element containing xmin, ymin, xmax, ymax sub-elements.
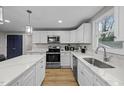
<box><xmin>81</xmin><ymin>71</ymin><xmax>84</xmax><ymax>75</ymax></box>
<box><xmin>40</xmin><ymin>61</ymin><xmax>43</xmax><ymax>63</ymax></box>
<box><xmin>12</xmin><ymin>48</ymin><xmax>16</xmax><ymax>50</ymax></box>
<box><xmin>40</xmin><ymin>66</ymin><xmax>43</xmax><ymax>68</ymax></box>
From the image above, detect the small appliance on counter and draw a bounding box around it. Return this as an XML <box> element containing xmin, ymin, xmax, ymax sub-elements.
<box><xmin>65</xmin><ymin>44</ymin><xmax>75</xmax><ymax>51</ymax></box>
<box><xmin>65</xmin><ymin>46</ymin><xmax>70</xmax><ymax>51</ymax></box>
<box><xmin>81</xmin><ymin>46</ymin><xmax>87</xmax><ymax>53</ymax></box>
<box><xmin>70</xmin><ymin>47</ymin><xmax>75</xmax><ymax>51</ymax></box>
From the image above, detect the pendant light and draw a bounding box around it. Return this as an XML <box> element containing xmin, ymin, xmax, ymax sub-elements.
<box><xmin>0</xmin><ymin>6</ymin><xmax>10</xmax><ymax>24</ymax></box>
<box><xmin>26</xmin><ymin>10</ymin><xmax>32</xmax><ymax>34</ymax></box>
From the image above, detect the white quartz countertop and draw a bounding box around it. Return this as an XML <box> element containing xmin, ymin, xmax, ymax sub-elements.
<box><xmin>0</xmin><ymin>55</ymin><xmax>45</xmax><ymax>86</ymax></box>
<box><xmin>71</xmin><ymin>51</ymin><xmax>124</xmax><ymax>86</ymax></box>
<box><xmin>26</xmin><ymin>50</ymin><xmax>46</xmax><ymax>53</ymax></box>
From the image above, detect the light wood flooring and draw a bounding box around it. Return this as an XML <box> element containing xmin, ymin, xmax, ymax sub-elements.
<box><xmin>42</xmin><ymin>69</ymin><xmax>78</xmax><ymax>86</ymax></box>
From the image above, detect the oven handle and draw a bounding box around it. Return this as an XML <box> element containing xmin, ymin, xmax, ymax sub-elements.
<box><xmin>46</xmin><ymin>53</ymin><xmax>60</xmax><ymax>54</ymax></box>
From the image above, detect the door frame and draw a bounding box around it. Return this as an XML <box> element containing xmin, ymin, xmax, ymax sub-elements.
<box><xmin>5</xmin><ymin>33</ymin><xmax>25</xmax><ymax>57</ymax></box>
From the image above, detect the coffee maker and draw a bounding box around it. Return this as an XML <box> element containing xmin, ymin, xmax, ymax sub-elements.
<box><xmin>81</xmin><ymin>46</ymin><xmax>87</xmax><ymax>53</ymax></box>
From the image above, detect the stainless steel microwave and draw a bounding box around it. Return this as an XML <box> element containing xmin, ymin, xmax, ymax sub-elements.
<box><xmin>47</xmin><ymin>36</ymin><xmax>60</xmax><ymax>43</ymax></box>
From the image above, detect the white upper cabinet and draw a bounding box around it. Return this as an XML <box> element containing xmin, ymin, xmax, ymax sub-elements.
<box><xmin>32</xmin><ymin>31</ymin><xmax>70</xmax><ymax>43</ymax></box>
<box><xmin>40</xmin><ymin>31</ymin><xmax>48</xmax><ymax>43</ymax></box>
<box><xmin>32</xmin><ymin>23</ymin><xmax>91</xmax><ymax>44</ymax></box>
<box><xmin>32</xmin><ymin>31</ymin><xmax>48</xmax><ymax>43</ymax></box>
<box><xmin>60</xmin><ymin>31</ymin><xmax>70</xmax><ymax>43</ymax></box>
<box><xmin>76</xmin><ymin>23</ymin><xmax>91</xmax><ymax>43</ymax></box>
<box><xmin>83</xmin><ymin>23</ymin><xmax>92</xmax><ymax>43</ymax></box>
<box><xmin>77</xmin><ymin>24</ymin><xmax>84</xmax><ymax>43</ymax></box>
<box><xmin>114</xmin><ymin>6</ymin><xmax>124</xmax><ymax>41</ymax></box>
<box><xmin>69</xmin><ymin>30</ymin><xmax>76</xmax><ymax>43</ymax></box>
<box><xmin>32</xmin><ymin>31</ymin><xmax>41</xmax><ymax>43</ymax></box>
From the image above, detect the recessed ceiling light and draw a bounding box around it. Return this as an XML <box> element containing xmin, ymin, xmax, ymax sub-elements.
<box><xmin>58</xmin><ymin>20</ymin><xmax>62</xmax><ymax>23</ymax></box>
<box><xmin>4</xmin><ymin>20</ymin><xmax>10</xmax><ymax>23</ymax></box>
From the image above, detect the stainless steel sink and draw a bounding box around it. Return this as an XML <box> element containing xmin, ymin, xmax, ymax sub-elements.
<box><xmin>83</xmin><ymin>58</ymin><xmax>115</xmax><ymax>68</ymax></box>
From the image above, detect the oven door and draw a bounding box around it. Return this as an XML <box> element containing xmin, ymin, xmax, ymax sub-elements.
<box><xmin>46</xmin><ymin>53</ymin><xmax>61</xmax><ymax>68</ymax></box>
<box><xmin>46</xmin><ymin>53</ymin><xmax>60</xmax><ymax>62</ymax></box>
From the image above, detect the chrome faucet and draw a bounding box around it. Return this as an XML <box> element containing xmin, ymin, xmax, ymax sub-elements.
<box><xmin>95</xmin><ymin>46</ymin><xmax>110</xmax><ymax>62</ymax></box>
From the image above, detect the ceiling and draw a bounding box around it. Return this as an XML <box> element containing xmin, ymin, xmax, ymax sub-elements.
<box><xmin>0</xmin><ymin>6</ymin><xmax>104</xmax><ymax>32</ymax></box>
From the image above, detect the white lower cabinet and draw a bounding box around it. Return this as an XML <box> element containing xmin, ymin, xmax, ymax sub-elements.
<box><xmin>77</xmin><ymin>59</ymin><xmax>109</xmax><ymax>86</ymax></box>
<box><xmin>9</xmin><ymin>77</ymin><xmax>22</xmax><ymax>86</ymax></box>
<box><xmin>21</xmin><ymin>66</ymin><xmax>36</xmax><ymax>86</ymax></box>
<box><xmin>78</xmin><ymin>60</ymin><xmax>94</xmax><ymax>86</ymax></box>
<box><xmin>93</xmin><ymin>75</ymin><xmax>109</xmax><ymax>86</ymax></box>
<box><xmin>70</xmin><ymin>53</ymin><xmax>73</xmax><ymax>70</ymax></box>
<box><xmin>8</xmin><ymin>57</ymin><xmax>46</xmax><ymax>86</ymax></box>
<box><xmin>36</xmin><ymin>57</ymin><xmax>46</xmax><ymax>86</ymax></box>
<box><xmin>61</xmin><ymin>52</ymin><xmax>71</xmax><ymax>68</ymax></box>
<box><xmin>8</xmin><ymin>66</ymin><xmax>36</xmax><ymax>86</ymax></box>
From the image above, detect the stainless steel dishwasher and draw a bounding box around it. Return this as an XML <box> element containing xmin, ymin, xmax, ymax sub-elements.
<box><xmin>73</xmin><ymin>55</ymin><xmax>78</xmax><ymax>81</ymax></box>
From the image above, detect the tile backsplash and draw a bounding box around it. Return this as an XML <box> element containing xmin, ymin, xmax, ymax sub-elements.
<box><xmin>32</xmin><ymin>43</ymin><xmax>92</xmax><ymax>51</ymax></box>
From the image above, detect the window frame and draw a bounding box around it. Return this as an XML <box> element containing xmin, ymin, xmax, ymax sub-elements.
<box><xmin>92</xmin><ymin>8</ymin><xmax>124</xmax><ymax>55</ymax></box>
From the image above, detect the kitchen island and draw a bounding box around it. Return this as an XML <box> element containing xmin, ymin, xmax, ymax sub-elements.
<box><xmin>0</xmin><ymin>54</ymin><xmax>46</xmax><ymax>86</ymax></box>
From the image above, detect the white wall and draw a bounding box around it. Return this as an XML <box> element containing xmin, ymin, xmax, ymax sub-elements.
<box><xmin>0</xmin><ymin>32</ymin><xmax>6</xmax><ymax>56</ymax></box>
<box><xmin>0</xmin><ymin>32</ymin><xmax>32</xmax><ymax>57</ymax></box>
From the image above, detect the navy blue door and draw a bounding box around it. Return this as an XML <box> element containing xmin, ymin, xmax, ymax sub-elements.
<box><xmin>7</xmin><ymin>35</ymin><xmax>23</xmax><ymax>59</ymax></box>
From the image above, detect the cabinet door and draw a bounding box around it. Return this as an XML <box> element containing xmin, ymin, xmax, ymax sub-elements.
<box><xmin>60</xmin><ymin>31</ymin><xmax>70</xmax><ymax>43</ymax></box>
<box><xmin>76</xmin><ymin>25</ymin><xmax>84</xmax><ymax>43</ymax></box>
<box><xmin>78</xmin><ymin>60</ymin><xmax>94</xmax><ymax>86</ymax></box>
<box><xmin>70</xmin><ymin>53</ymin><xmax>73</xmax><ymax>70</ymax></box>
<box><xmin>78</xmin><ymin>61</ymin><xmax>90</xmax><ymax>86</ymax></box>
<box><xmin>78</xmin><ymin>70</ymin><xmax>91</xmax><ymax>86</ymax></box>
<box><xmin>22</xmin><ymin>66</ymin><xmax>36</xmax><ymax>86</ymax></box>
<box><xmin>93</xmin><ymin>75</ymin><xmax>109</xmax><ymax>86</ymax></box>
<box><xmin>61</xmin><ymin>52</ymin><xmax>71</xmax><ymax>67</ymax></box>
<box><xmin>8</xmin><ymin>77</ymin><xmax>22</xmax><ymax>86</ymax></box>
<box><xmin>32</xmin><ymin>31</ymin><xmax>41</xmax><ymax>43</ymax></box>
<box><xmin>83</xmin><ymin>23</ymin><xmax>91</xmax><ymax>43</ymax></box>
<box><xmin>40</xmin><ymin>31</ymin><xmax>47</xmax><ymax>43</ymax></box>
<box><xmin>70</xmin><ymin>30</ymin><xmax>76</xmax><ymax>43</ymax></box>
<box><xmin>36</xmin><ymin>57</ymin><xmax>46</xmax><ymax>86</ymax></box>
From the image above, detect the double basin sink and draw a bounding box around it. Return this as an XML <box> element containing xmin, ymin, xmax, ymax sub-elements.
<box><xmin>83</xmin><ymin>58</ymin><xmax>115</xmax><ymax>68</ymax></box>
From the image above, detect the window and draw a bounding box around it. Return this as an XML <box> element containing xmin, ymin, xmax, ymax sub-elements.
<box><xmin>96</xmin><ymin>9</ymin><xmax>123</xmax><ymax>49</ymax></box>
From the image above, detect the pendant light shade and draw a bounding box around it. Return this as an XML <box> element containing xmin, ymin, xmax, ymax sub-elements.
<box><xmin>26</xmin><ymin>10</ymin><xmax>32</xmax><ymax>34</ymax></box>
<box><xmin>26</xmin><ymin>25</ymin><xmax>32</xmax><ymax>33</ymax></box>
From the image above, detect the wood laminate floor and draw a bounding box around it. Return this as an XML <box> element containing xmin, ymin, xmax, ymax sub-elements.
<box><xmin>42</xmin><ymin>69</ymin><xmax>78</xmax><ymax>86</ymax></box>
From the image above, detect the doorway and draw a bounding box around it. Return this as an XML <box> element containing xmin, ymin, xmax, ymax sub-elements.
<box><xmin>7</xmin><ymin>35</ymin><xmax>23</xmax><ymax>59</ymax></box>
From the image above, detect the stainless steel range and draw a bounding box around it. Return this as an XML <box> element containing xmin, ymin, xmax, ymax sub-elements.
<box><xmin>46</xmin><ymin>47</ymin><xmax>61</xmax><ymax>68</ymax></box>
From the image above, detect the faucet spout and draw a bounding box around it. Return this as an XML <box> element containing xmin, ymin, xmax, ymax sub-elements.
<box><xmin>95</xmin><ymin>46</ymin><xmax>109</xmax><ymax>62</ymax></box>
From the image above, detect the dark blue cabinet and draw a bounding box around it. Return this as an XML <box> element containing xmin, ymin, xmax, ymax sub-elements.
<box><xmin>7</xmin><ymin>35</ymin><xmax>23</xmax><ymax>59</ymax></box>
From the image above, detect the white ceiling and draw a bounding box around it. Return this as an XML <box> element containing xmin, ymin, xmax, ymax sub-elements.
<box><xmin>0</xmin><ymin>6</ymin><xmax>103</xmax><ymax>32</ymax></box>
